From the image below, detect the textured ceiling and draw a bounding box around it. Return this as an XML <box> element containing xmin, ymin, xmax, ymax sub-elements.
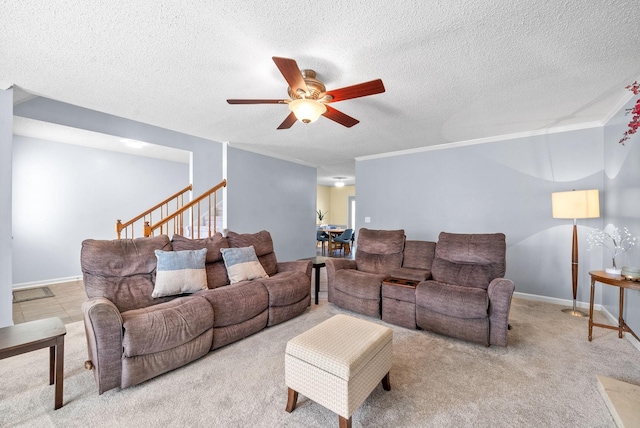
<box><xmin>2</xmin><ymin>1</ymin><xmax>640</xmax><ymax>186</ymax></box>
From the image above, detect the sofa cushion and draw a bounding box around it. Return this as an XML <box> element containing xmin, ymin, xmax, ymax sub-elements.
<box><xmin>430</xmin><ymin>259</ymin><xmax>498</xmax><ymax>290</ymax></box>
<box><xmin>435</xmin><ymin>232</ymin><xmax>505</xmax><ymax>265</ymax></box>
<box><xmin>227</xmin><ymin>230</ymin><xmax>278</xmax><ymax>276</ymax></box>
<box><xmin>152</xmin><ymin>249</ymin><xmax>208</xmax><ymax>298</ymax></box>
<box><xmin>171</xmin><ymin>233</ymin><xmax>229</xmax><ymax>263</ymax></box>
<box><xmin>221</xmin><ymin>246</ymin><xmax>269</xmax><ymax>284</ymax></box>
<box><xmin>355</xmin><ymin>228</ymin><xmax>405</xmax><ymax>274</ymax></box>
<box><xmin>198</xmin><ymin>282</ymin><xmax>269</xmax><ymax>328</ymax></box>
<box><xmin>333</xmin><ymin>269</ymin><xmax>387</xmax><ymax>300</ymax></box>
<box><xmin>82</xmin><ymin>235</ymin><xmax>174</xmax><ymax>312</ymax></box>
<box><xmin>171</xmin><ymin>233</ymin><xmax>230</xmax><ymax>289</ymax></box>
<box><xmin>415</xmin><ymin>281</ymin><xmax>488</xmax><ymax>319</ymax></box>
<box><xmin>403</xmin><ymin>240</ymin><xmax>436</xmax><ymax>270</ymax></box>
<box><xmin>121</xmin><ymin>296</ymin><xmax>214</xmax><ymax>357</ymax></box>
<box><xmin>431</xmin><ymin>233</ymin><xmax>506</xmax><ymax>289</ymax></box>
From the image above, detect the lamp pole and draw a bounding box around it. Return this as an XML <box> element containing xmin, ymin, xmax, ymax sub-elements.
<box><xmin>563</xmin><ymin>219</ymin><xmax>587</xmax><ymax>316</ymax></box>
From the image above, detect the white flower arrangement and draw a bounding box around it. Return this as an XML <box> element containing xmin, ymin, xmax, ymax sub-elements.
<box><xmin>587</xmin><ymin>226</ymin><xmax>636</xmax><ymax>270</ymax></box>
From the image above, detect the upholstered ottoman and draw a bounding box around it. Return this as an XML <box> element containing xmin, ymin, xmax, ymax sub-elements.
<box><xmin>285</xmin><ymin>314</ymin><xmax>392</xmax><ymax>428</ymax></box>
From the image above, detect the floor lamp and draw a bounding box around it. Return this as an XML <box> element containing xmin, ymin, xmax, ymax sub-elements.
<box><xmin>551</xmin><ymin>189</ymin><xmax>600</xmax><ymax>317</ymax></box>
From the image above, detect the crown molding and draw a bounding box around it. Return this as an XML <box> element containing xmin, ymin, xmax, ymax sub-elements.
<box><xmin>356</xmin><ymin>121</ymin><xmax>604</xmax><ymax>162</ymax></box>
<box><xmin>601</xmin><ymin>89</ymin><xmax>636</xmax><ymax>126</ymax></box>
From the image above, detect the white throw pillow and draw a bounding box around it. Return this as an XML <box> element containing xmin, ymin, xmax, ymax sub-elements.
<box><xmin>220</xmin><ymin>246</ymin><xmax>269</xmax><ymax>284</ymax></box>
<box><xmin>152</xmin><ymin>248</ymin><xmax>208</xmax><ymax>298</ymax></box>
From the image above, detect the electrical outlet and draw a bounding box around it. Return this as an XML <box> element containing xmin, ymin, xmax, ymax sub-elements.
<box><xmin>364</xmin><ymin>217</ymin><xmax>371</xmax><ymax>223</ymax></box>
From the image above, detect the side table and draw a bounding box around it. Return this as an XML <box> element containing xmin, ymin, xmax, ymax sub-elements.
<box><xmin>298</xmin><ymin>256</ymin><xmax>328</xmax><ymax>304</ymax></box>
<box><xmin>588</xmin><ymin>270</ymin><xmax>640</xmax><ymax>342</ymax></box>
<box><xmin>0</xmin><ymin>317</ymin><xmax>66</xmax><ymax>409</ymax></box>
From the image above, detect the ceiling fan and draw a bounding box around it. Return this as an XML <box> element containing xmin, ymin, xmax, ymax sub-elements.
<box><xmin>226</xmin><ymin>56</ymin><xmax>385</xmax><ymax>129</ymax></box>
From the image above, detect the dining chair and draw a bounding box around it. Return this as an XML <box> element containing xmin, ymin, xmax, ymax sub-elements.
<box><xmin>316</xmin><ymin>230</ymin><xmax>329</xmax><ymax>254</ymax></box>
<box><xmin>333</xmin><ymin>229</ymin><xmax>354</xmax><ymax>255</ymax></box>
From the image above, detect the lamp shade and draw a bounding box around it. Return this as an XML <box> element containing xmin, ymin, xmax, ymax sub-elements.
<box><xmin>288</xmin><ymin>99</ymin><xmax>327</xmax><ymax>123</ymax></box>
<box><xmin>551</xmin><ymin>189</ymin><xmax>600</xmax><ymax>219</ymax></box>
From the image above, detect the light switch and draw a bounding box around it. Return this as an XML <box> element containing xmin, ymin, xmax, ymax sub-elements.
<box><xmin>364</xmin><ymin>217</ymin><xmax>371</xmax><ymax>223</ymax></box>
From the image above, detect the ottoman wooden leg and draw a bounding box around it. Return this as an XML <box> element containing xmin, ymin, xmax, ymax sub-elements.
<box><xmin>339</xmin><ymin>415</ymin><xmax>352</xmax><ymax>428</ymax></box>
<box><xmin>285</xmin><ymin>387</ymin><xmax>298</xmax><ymax>413</ymax></box>
<box><xmin>382</xmin><ymin>371</ymin><xmax>391</xmax><ymax>391</ymax></box>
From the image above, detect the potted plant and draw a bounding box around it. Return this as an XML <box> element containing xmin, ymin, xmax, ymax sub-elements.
<box><xmin>316</xmin><ymin>209</ymin><xmax>327</xmax><ymax>223</ymax></box>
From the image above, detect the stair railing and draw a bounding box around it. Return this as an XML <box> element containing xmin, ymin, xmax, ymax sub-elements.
<box><xmin>144</xmin><ymin>179</ymin><xmax>226</xmax><ymax>239</ymax></box>
<box><xmin>116</xmin><ymin>184</ymin><xmax>192</xmax><ymax>239</ymax></box>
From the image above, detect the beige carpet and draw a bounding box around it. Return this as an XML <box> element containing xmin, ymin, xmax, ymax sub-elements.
<box><xmin>1</xmin><ymin>298</ymin><xmax>639</xmax><ymax>427</ymax></box>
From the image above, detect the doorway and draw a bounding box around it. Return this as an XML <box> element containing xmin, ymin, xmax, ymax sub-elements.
<box><xmin>348</xmin><ymin>196</ymin><xmax>356</xmax><ymax>230</ymax></box>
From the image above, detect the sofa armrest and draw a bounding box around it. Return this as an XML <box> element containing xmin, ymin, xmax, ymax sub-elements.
<box><xmin>325</xmin><ymin>259</ymin><xmax>357</xmax><ymax>302</ymax></box>
<box><xmin>277</xmin><ymin>260</ymin><xmax>312</xmax><ymax>280</ymax></box>
<box><xmin>82</xmin><ymin>298</ymin><xmax>124</xmax><ymax>394</ymax></box>
<box><xmin>487</xmin><ymin>278</ymin><xmax>515</xmax><ymax>347</ymax></box>
<box><xmin>326</xmin><ymin>258</ymin><xmax>357</xmax><ymax>281</ymax></box>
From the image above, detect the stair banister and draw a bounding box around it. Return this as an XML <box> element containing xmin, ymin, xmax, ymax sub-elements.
<box><xmin>144</xmin><ymin>179</ymin><xmax>226</xmax><ymax>238</ymax></box>
<box><xmin>116</xmin><ymin>184</ymin><xmax>192</xmax><ymax>238</ymax></box>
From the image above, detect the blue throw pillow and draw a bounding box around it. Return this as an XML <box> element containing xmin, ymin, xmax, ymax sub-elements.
<box><xmin>220</xmin><ymin>246</ymin><xmax>269</xmax><ymax>284</ymax></box>
<box><xmin>152</xmin><ymin>248</ymin><xmax>208</xmax><ymax>298</ymax></box>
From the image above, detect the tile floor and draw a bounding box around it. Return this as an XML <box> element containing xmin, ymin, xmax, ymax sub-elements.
<box><xmin>12</xmin><ymin>280</ymin><xmax>86</xmax><ymax>325</ymax></box>
<box><xmin>11</xmin><ymin>246</ymin><xmax>350</xmax><ymax>326</ymax></box>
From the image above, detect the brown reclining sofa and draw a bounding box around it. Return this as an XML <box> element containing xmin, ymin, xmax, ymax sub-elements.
<box><xmin>81</xmin><ymin>230</ymin><xmax>311</xmax><ymax>394</ymax></box>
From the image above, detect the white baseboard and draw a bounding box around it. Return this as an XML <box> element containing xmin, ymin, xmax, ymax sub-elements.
<box><xmin>600</xmin><ymin>305</ymin><xmax>640</xmax><ymax>352</ymax></box>
<box><xmin>513</xmin><ymin>291</ymin><xmax>601</xmax><ymax>311</ymax></box>
<box><xmin>12</xmin><ymin>275</ymin><xmax>82</xmax><ymax>291</ymax></box>
<box><xmin>514</xmin><ymin>291</ymin><xmax>640</xmax><ymax>352</ymax></box>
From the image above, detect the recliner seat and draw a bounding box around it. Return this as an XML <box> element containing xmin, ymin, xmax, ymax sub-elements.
<box><xmin>326</xmin><ymin>228</ymin><xmax>405</xmax><ymax>318</ymax></box>
<box><xmin>415</xmin><ymin>232</ymin><xmax>515</xmax><ymax>347</ymax></box>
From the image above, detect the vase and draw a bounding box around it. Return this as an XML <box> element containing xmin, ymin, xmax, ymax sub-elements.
<box><xmin>606</xmin><ymin>258</ymin><xmax>622</xmax><ymax>275</ymax></box>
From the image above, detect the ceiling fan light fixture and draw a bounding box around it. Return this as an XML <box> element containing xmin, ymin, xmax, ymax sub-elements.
<box><xmin>288</xmin><ymin>99</ymin><xmax>327</xmax><ymax>123</ymax></box>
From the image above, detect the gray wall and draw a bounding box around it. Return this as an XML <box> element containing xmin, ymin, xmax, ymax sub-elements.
<box><xmin>602</xmin><ymin>95</ymin><xmax>640</xmax><ymax>333</ymax></box>
<box><xmin>14</xmin><ymin>97</ymin><xmax>223</xmax><ymax>195</ymax></box>
<box><xmin>356</xmin><ymin>127</ymin><xmax>605</xmax><ymax>306</ymax></box>
<box><xmin>0</xmin><ymin>89</ymin><xmax>12</xmax><ymax>327</ymax></box>
<box><xmin>12</xmin><ymin>135</ymin><xmax>189</xmax><ymax>285</ymax></box>
<box><xmin>227</xmin><ymin>147</ymin><xmax>317</xmax><ymax>262</ymax></box>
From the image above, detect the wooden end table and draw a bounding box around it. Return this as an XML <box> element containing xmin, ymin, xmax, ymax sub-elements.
<box><xmin>588</xmin><ymin>271</ymin><xmax>640</xmax><ymax>342</ymax></box>
<box><xmin>0</xmin><ymin>317</ymin><xmax>66</xmax><ymax>409</ymax></box>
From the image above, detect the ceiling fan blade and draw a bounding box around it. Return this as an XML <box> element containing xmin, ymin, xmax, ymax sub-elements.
<box><xmin>272</xmin><ymin>57</ymin><xmax>308</xmax><ymax>96</ymax></box>
<box><xmin>322</xmin><ymin>79</ymin><xmax>385</xmax><ymax>103</ymax></box>
<box><xmin>322</xmin><ymin>105</ymin><xmax>359</xmax><ymax>128</ymax></box>
<box><xmin>277</xmin><ymin>112</ymin><xmax>298</xmax><ymax>129</ymax></box>
<box><xmin>227</xmin><ymin>99</ymin><xmax>286</xmax><ymax>104</ymax></box>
